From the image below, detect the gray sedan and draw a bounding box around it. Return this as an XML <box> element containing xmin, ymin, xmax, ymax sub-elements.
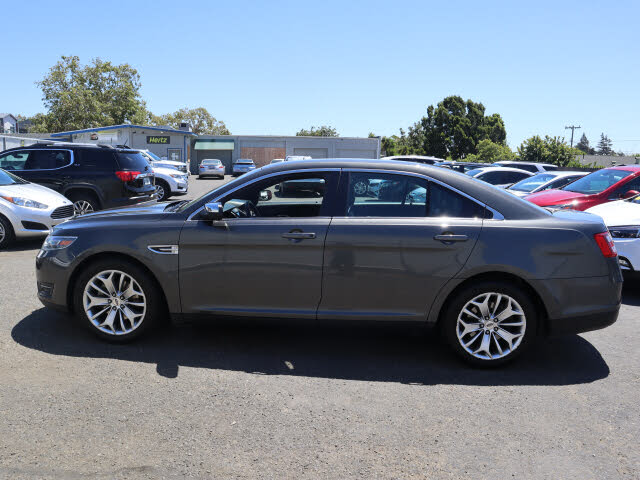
<box><xmin>35</xmin><ymin>159</ymin><xmax>622</xmax><ymax>366</ymax></box>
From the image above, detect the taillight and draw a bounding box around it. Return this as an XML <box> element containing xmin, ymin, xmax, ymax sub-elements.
<box><xmin>115</xmin><ymin>171</ymin><xmax>141</xmax><ymax>182</ymax></box>
<box><xmin>594</xmin><ymin>232</ymin><xmax>617</xmax><ymax>258</ymax></box>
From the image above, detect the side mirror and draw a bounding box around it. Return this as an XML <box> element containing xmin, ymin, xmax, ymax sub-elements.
<box><xmin>259</xmin><ymin>190</ymin><xmax>273</xmax><ymax>201</ymax></box>
<box><xmin>623</xmin><ymin>190</ymin><xmax>640</xmax><ymax>199</ymax></box>
<box><xmin>201</xmin><ymin>202</ymin><xmax>223</xmax><ymax>221</ymax></box>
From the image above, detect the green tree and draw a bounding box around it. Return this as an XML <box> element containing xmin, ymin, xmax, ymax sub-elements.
<box><xmin>464</xmin><ymin>139</ymin><xmax>515</xmax><ymax>163</ymax></box>
<box><xmin>575</xmin><ymin>133</ymin><xmax>594</xmax><ymax>155</ymax></box>
<box><xmin>296</xmin><ymin>125</ymin><xmax>338</xmax><ymax>136</ymax></box>
<box><xmin>518</xmin><ymin>135</ymin><xmax>581</xmax><ymax>167</ymax></box>
<box><xmin>33</xmin><ymin>55</ymin><xmax>148</xmax><ymax>132</ymax></box>
<box><xmin>154</xmin><ymin>107</ymin><xmax>229</xmax><ymax>135</ymax></box>
<box><xmin>407</xmin><ymin>96</ymin><xmax>507</xmax><ymax>159</ymax></box>
<box><xmin>596</xmin><ymin>133</ymin><xmax>614</xmax><ymax>155</ymax></box>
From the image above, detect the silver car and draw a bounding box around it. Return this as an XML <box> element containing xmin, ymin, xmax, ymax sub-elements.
<box><xmin>232</xmin><ymin>159</ymin><xmax>256</xmax><ymax>176</ymax></box>
<box><xmin>199</xmin><ymin>159</ymin><xmax>226</xmax><ymax>179</ymax></box>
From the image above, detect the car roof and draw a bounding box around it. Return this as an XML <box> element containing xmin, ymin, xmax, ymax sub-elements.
<box><xmin>214</xmin><ymin>158</ymin><xmax>550</xmax><ymax>220</ymax></box>
<box><xmin>494</xmin><ymin>161</ymin><xmax>555</xmax><ymax>167</ymax></box>
<box><xmin>472</xmin><ymin>166</ymin><xmax>533</xmax><ymax>174</ymax></box>
<box><xmin>607</xmin><ymin>165</ymin><xmax>640</xmax><ymax>172</ymax></box>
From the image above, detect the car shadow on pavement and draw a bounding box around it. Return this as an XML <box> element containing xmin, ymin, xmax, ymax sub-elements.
<box><xmin>12</xmin><ymin>308</ymin><xmax>609</xmax><ymax>386</ymax></box>
<box><xmin>621</xmin><ymin>274</ymin><xmax>640</xmax><ymax>306</ymax></box>
<box><xmin>3</xmin><ymin>239</ymin><xmax>43</xmax><ymax>252</ymax></box>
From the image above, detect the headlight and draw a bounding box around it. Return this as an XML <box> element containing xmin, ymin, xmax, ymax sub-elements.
<box><xmin>169</xmin><ymin>173</ymin><xmax>184</xmax><ymax>179</ymax></box>
<box><xmin>1</xmin><ymin>195</ymin><xmax>48</xmax><ymax>209</ymax></box>
<box><xmin>550</xmin><ymin>203</ymin><xmax>575</xmax><ymax>210</ymax></box>
<box><xmin>609</xmin><ymin>226</ymin><xmax>640</xmax><ymax>238</ymax></box>
<box><xmin>42</xmin><ymin>235</ymin><xmax>77</xmax><ymax>250</ymax></box>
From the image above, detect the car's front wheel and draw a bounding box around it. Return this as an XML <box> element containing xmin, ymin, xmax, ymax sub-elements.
<box><xmin>73</xmin><ymin>259</ymin><xmax>164</xmax><ymax>342</ymax></box>
<box><xmin>442</xmin><ymin>280</ymin><xmax>537</xmax><ymax>367</ymax></box>
<box><xmin>155</xmin><ymin>180</ymin><xmax>170</xmax><ymax>202</ymax></box>
<box><xmin>0</xmin><ymin>216</ymin><xmax>15</xmax><ymax>249</ymax></box>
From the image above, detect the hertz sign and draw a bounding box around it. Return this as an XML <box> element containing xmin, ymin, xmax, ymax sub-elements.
<box><xmin>146</xmin><ymin>136</ymin><xmax>170</xmax><ymax>145</ymax></box>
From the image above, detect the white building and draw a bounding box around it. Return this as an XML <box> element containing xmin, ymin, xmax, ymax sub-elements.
<box><xmin>0</xmin><ymin>114</ymin><xmax>17</xmax><ymax>134</ymax></box>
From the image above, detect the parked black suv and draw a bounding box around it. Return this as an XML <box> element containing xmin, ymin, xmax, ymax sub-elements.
<box><xmin>0</xmin><ymin>143</ymin><xmax>156</xmax><ymax>214</ymax></box>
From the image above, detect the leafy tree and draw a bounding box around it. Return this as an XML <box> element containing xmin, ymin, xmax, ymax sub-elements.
<box><xmin>380</xmin><ymin>129</ymin><xmax>412</xmax><ymax>156</ymax></box>
<box><xmin>153</xmin><ymin>107</ymin><xmax>229</xmax><ymax>135</ymax></box>
<box><xmin>464</xmin><ymin>139</ymin><xmax>515</xmax><ymax>163</ymax></box>
<box><xmin>296</xmin><ymin>125</ymin><xmax>338</xmax><ymax>136</ymax></box>
<box><xmin>406</xmin><ymin>96</ymin><xmax>507</xmax><ymax>159</ymax></box>
<box><xmin>596</xmin><ymin>133</ymin><xmax>614</xmax><ymax>155</ymax></box>
<box><xmin>575</xmin><ymin>133</ymin><xmax>595</xmax><ymax>155</ymax></box>
<box><xmin>518</xmin><ymin>135</ymin><xmax>582</xmax><ymax>167</ymax></box>
<box><xmin>33</xmin><ymin>55</ymin><xmax>148</xmax><ymax>132</ymax></box>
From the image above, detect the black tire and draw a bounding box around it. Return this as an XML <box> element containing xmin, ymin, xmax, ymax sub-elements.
<box><xmin>73</xmin><ymin>259</ymin><xmax>165</xmax><ymax>342</ymax></box>
<box><xmin>67</xmin><ymin>191</ymin><xmax>100</xmax><ymax>215</ymax></box>
<box><xmin>442</xmin><ymin>280</ymin><xmax>537</xmax><ymax>367</ymax></box>
<box><xmin>0</xmin><ymin>215</ymin><xmax>15</xmax><ymax>249</ymax></box>
<box><xmin>155</xmin><ymin>179</ymin><xmax>171</xmax><ymax>202</ymax></box>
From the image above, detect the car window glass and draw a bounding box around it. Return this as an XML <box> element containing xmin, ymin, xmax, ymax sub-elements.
<box><xmin>505</xmin><ymin>172</ymin><xmax>529</xmax><ymax>183</ymax></box>
<box><xmin>346</xmin><ymin>173</ymin><xmax>428</xmax><ymax>217</ymax></box>
<box><xmin>510</xmin><ymin>174</ymin><xmax>555</xmax><ymax>192</ymax></box>
<box><xmin>564</xmin><ymin>169</ymin><xmax>633</xmax><ymax>194</ymax></box>
<box><xmin>0</xmin><ymin>151</ymin><xmax>30</xmax><ymax>170</ymax></box>
<box><xmin>478</xmin><ymin>171</ymin><xmax>504</xmax><ymax>184</ymax></box>
<box><xmin>519</xmin><ymin>165</ymin><xmax>538</xmax><ymax>173</ymax></box>
<box><xmin>220</xmin><ymin>173</ymin><xmax>331</xmax><ymax>218</ymax></box>
<box><xmin>612</xmin><ymin>176</ymin><xmax>640</xmax><ymax>197</ymax></box>
<box><xmin>429</xmin><ymin>182</ymin><xmax>486</xmax><ymax>218</ymax></box>
<box><xmin>78</xmin><ymin>149</ymin><xmax>117</xmax><ymax>169</ymax></box>
<box><xmin>23</xmin><ymin>150</ymin><xmax>71</xmax><ymax>170</ymax></box>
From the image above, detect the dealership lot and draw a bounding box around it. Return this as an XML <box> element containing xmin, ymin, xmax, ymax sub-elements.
<box><xmin>0</xmin><ymin>173</ymin><xmax>639</xmax><ymax>479</ymax></box>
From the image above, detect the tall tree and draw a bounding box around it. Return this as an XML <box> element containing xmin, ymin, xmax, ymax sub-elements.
<box><xmin>153</xmin><ymin>107</ymin><xmax>229</xmax><ymax>135</ymax></box>
<box><xmin>33</xmin><ymin>55</ymin><xmax>148</xmax><ymax>132</ymax></box>
<box><xmin>296</xmin><ymin>125</ymin><xmax>338</xmax><ymax>137</ymax></box>
<box><xmin>596</xmin><ymin>133</ymin><xmax>614</xmax><ymax>155</ymax></box>
<box><xmin>575</xmin><ymin>133</ymin><xmax>594</xmax><ymax>154</ymax></box>
<box><xmin>518</xmin><ymin>135</ymin><xmax>580</xmax><ymax>167</ymax></box>
<box><xmin>465</xmin><ymin>139</ymin><xmax>515</xmax><ymax>163</ymax></box>
<box><xmin>407</xmin><ymin>96</ymin><xmax>507</xmax><ymax>159</ymax></box>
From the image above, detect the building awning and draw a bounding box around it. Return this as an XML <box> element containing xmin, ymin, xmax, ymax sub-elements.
<box><xmin>194</xmin><ymin>140</ymin><xmax>235</xmax><ymax>150</ymax></box>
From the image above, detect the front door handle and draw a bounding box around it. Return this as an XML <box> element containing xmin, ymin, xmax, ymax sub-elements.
<box><xmin>282</xmin><ymin>232</ymin><xmax>316</xmax><ymax>240</ymax></box>
<box><xmin>434</xmin><ymin>234</ymin><xmax>469</xmax><ymax>243</ymax></box>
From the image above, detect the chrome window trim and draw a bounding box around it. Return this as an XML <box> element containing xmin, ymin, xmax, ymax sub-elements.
<box><xmin>342</xmin><ymin>168</ymin><xmax>504</xmax><ymax>220</ymax></box>
<box><xmin>187</xmin><ymin>168</ymin><xmax>341</xmax><ymax>221</ymax></box>
<box><xmin>0</xmin><ymin>148</ymin><xmax>75</xmax><ymax>171</ymax></box>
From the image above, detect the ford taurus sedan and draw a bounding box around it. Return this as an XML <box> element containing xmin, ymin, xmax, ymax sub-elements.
<box><xmin>35</xmin><ymin>159</ymin><xmax>622</xmax><ymax>366</ymax></box>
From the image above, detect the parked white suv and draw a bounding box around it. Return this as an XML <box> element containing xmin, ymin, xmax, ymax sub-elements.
<box><xmin>0</xmin><ymin>168</ymin><xmax>74</xmax><ymax>248</ymax></box>
<box><xmin>492</xmin><ymin>161</ymin><xmax>558</xmax><ymax>173</ymax></box>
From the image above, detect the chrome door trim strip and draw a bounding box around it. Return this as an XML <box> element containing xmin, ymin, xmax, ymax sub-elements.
<box><xmin>148</xmin><ymin>245</ymin><xmax>179</xmax><ymax>255</ymax></box>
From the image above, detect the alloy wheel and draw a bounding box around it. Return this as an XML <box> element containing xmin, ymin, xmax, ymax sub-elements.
<box><xmin>353</xmin><ymin>181</ymin><xmax>368</xmax><ymax>196</ymax></box>
<box><xmin>456</xmin><ymin>292</ymin><xmax>526</xmax><ymax>360</ymax></box>
<box><xmin>0</xmin><ymin>222</ymin><xmax>5</xmax><ymax>244</ymax></box>
<box><xmin>74</xmin><ymin>200</ymin><xmax>94</xmax><ymax>215</ymax></box>
<box><xmin>156</xmin><ymin>185</ymin><xmax>166</xmax><ymax>201</ymax></box>
<box><xmin>83</xmin><ymin>270</ymin><xmax>147</xmax><ymax>335</ymax></box>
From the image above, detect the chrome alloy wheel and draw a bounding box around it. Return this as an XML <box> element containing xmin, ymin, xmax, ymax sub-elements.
<box><xmin>73</xmin><ymin>200</ymin><xmax>94</xmax><ymax>215</ymax></box>
<box><xmin>353</xmin><ymin>180</ymin><xmax>368</xmax><ymax>196</ymax></box>
<box><xmin>0</xmin><ymin>222</ymin><xmax>5</xmax><ymax>244</ymax></box>
<box><xmin>456</xmin><ymin>292</ymin><xmax>526</xmax><ymax>360</ymax></box>
<box><xmin>83</xmin><ymin>270</ymin><xmax>147</xmax><ymax>335</ymax></box>
<box><xmin>155</xmin><ymin>184</ymin><xmax>166</xmax><ymax>201</ymax></box>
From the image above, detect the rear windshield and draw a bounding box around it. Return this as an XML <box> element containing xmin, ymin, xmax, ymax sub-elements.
<box><xmin>235</xmin><ymin>160</ymin><xmax>254</xmax><ymax>164</ymax></box>
<box><xmin>117</xmin><ymin>152</ymin><xmax>151</xmax><ymax>170</ymax></box>
<box><xmin>510</xmin><ymin>173</ymin><xmax>556</xmax><ymax>192</ymax></box>
<box><xmin>563</xmin><ymin>169</ymin><xmax>633</xmax><ymax>194</ymax></box>
<box><xmin>202</xmin><ymin>159</ymin><xmax>222</xmax><ymax>165</ymax></box>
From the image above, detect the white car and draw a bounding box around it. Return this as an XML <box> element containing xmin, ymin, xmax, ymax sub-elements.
<box><xmin>152</xmin><ymin>166</ymin><xmax>188</xmax><ymax>202</ymax></box>
<box><xmin>587</xmin><ymin>196</ymin><xmax>640</xmax><ymax>272</ymax></box>
<box><xmin>492</xmin><ymin>161</ymin><xmax>558</xmax><ymax>173</ymax></box>
<box><xmin>0</xmin><ymin>168</ymin><xmax>75</xmax><ymax>248</ymax></box>
<box><xmin>505</xmin><ymin>171</ymin><xmax>588</xmax><ymax>197</ymax></box>
<box><xmin>465</xmin><ymin>166</ymin><xmax>533</xmax><ymax>188</ymax></box>
<box><xmin>138</xmin><ymin>150</ymin><xmax>189</xmax><ymax>174</ymax></box>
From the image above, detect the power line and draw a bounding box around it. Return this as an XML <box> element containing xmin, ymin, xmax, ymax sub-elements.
<box><xmin>565</xmin><ymin>125</ymin><xmax>581</xmax><ymax>148</ymax></box>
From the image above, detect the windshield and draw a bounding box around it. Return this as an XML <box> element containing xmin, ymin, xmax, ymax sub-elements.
<box><xmin>510</xmin><ymin>173</ymin><xmax>556</xmax><ymax>192</ymax></box>
<box><xmin>0</xmin><ymin>169</ymin><xmax>28</xmax><ymax>186</ymax></box>
<box><xmin>202</xmin><ymin>160</ymin><xmax>221</xmax><ymax>165</ymax></box>
<box><xmin>466</xmin><ymin>168</ymin><xmax>484</xmax><ymax>177</ymax></box>
<box><xmin>563</xmin><ymin>169</ymin><xmax>633</xmax><ymax>194</ymax></box>
<box><xmin>143</xmin><ymin>150</ymin><xmax>162</xmax><ymax>161</ymax></box>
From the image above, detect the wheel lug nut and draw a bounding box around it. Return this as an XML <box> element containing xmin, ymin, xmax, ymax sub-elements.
<box><xmin>494</xmin><ymin>327</ymin><xmax>498</xmax><ymax>332</ymax></box>
<box><xmin>485</xmin><ymin>330</ymin><xmax>490</xmax><ymax>334</ymax></box>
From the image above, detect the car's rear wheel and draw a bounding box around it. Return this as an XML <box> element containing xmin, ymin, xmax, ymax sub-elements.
<box><xmin>0</xmin><ymin>216</ymin><xmax>15</xmax><ymax>249</ymax></box>
<box><xmin>68</xmin><ymin>192</ymin><xmax>99</xmax><ymax>215</ymax></box>
<box><xmin>442</xmin><ymin>281</ymin><xmax>537</xmax><ymax>367</ymax></box>
<box><xmin>155</xmin><ymin>180</ymin><xmax>170</xmax><ymax>202</ymax></box>
<box><xmin>73</xmin><ymin>259</ymin><xmax>164</xmax><ymax>342</ymax></box>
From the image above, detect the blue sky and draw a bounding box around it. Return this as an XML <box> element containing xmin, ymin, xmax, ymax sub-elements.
<box><xmin>3</xmin><ymin>0</ymin><xmax>639</xmax><ymax>153</ymax></box>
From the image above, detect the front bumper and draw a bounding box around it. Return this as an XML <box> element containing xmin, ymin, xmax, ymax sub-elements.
<box><xmin>612</xmin><ymin>237</ymin><xmax>640</xmax><ymax>271</ymax></box>
<box><xmin>36</xmin><ymin>248</ymin><xmax>76</xmax><ymax>312</ymax></box>
<box><xmin>4</xmin><ymin>203</ymin><xmax>74</xmax><ymax>238</ymax></box>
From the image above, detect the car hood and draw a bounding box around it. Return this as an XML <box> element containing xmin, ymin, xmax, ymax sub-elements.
<box><xmin>525</xmin><ymin>189</ymin><xmax>587</xmax><ymax>205</ymax></box>
<box><xmin>586</xmin><ymin>200</ymin><xmax>640</xmax><ymax>226</ymax></box>
<box><xmin>153</xmin><ymin>166</ymin><xmax>185</xmax><ymax>176</ymax></box>
<box><xmin>0</xmin><ymin>183</ymin><xmax>72</xmax><ymax>206</ymax></box>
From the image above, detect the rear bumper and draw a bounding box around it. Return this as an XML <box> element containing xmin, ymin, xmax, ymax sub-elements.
<box><xmin>547</xmin><ymin>306</ymin><xmax>619</xmax><ymax>335</ymax></box>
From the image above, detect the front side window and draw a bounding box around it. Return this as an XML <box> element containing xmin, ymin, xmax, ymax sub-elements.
<box><xmin>0</xmin><ymin>151</ymin><xmax>30</xmax><ymax>170</ymax></box>
<box><xmin>218</xmin><ymin>172</ymin><xmax>334</xmax><ymax>219</ymax></box>
<box><xmin>23</xmin><ymin>150</ymin><xmax>71</xmax><ymax>170</ymax></box>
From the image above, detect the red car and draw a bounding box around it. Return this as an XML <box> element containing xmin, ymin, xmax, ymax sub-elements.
<box><xmin>526</xmin><ymin>166</ymin><xmax>640</xmax><ymax>211</ymax></box>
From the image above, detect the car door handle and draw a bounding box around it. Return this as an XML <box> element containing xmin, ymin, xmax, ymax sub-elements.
<box><xmin>282</xmin><ymin>232</ymin><xmax>316</xmax><ymax>240</ymax></box>
<box><xmin>434</xmin><ymin>234</ymin><xmax>469</xmax><ymax>242</ymax></box>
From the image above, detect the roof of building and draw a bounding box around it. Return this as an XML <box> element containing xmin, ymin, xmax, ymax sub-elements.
<box><xmin>49</xmin><ymin>124</ymin><xmax>197</xmax><ymax>137</ymax></box>
<box><xmin>0</xmin><ymin>113</ymin><xmax>17</xmax><ymax>121</ymax></box>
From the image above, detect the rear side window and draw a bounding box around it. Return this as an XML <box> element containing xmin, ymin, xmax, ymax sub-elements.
<box><xmin>116</xmin><ymin>152</ymin><xmax>151</xmax><ymax>171</ymax></box>
<box><xmin>0</xmin><ymin>151</ymin><xmax>30</xmax><ymax>170</ymax></box>
<box><xmin>478</xmin><ymin>171</ymin><xmax>506</xmax><ymax>184</ymax></box>
<box><xmin>77</xmin><ymin>149</ymin><xmax>117</xmax><ymax>169</ymax></box>
<box><xmin>24</xmin><ymin>150</ymin><xmax>71</xmax><ymax>170</ymax></box>
<box><xmin>504</xmin><ymin>172</ymin><xmax>530</xmax><ymax>183</ymax></box>
<box><xmin>429</xmin><ymin>182</ymin><xmax>486</xmax><ymax>218</ymax></box>
<box><xmin>517</xmin><ymin>164</ymin><xmax>538</xmax><ymax>173</ymax></box>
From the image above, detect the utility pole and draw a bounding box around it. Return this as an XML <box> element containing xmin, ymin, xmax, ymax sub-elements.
<box><xmin>565</xmin><ymin>125</ymin><xmax>581</xmax><ymax>148</ymax></box>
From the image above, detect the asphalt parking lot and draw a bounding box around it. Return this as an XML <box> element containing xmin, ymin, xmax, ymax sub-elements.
<box><xmin>0</xmin><ymin>174</ymin><xmax>639</xmax><ymax>479</ymax></box>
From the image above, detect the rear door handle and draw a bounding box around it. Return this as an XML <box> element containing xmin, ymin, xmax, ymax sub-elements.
<box><xmin>282</xmin><ymin>232</ymin><xmax>316</xmax><ymax>240</ymax></box>
<box><xmin>434</xmin><ymin>234</ymin><xmax>469</xmax><ymax>242</ymax></box>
